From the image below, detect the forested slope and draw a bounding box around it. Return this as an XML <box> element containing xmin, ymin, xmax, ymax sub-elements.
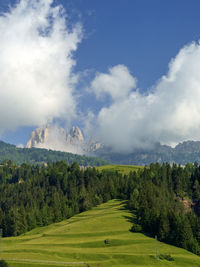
<box><xmin>0</xmin><ymin>140</ymin><xmax>108</xmax><ymax>166</ymax></box>
<box><xmin>96</xmin><ymin>141</ymin><xmax>200</xmax><ymax>165</ymax></box>
<box><xmin>1</xmin><ymin>161</ymin><xmax>200</xmax><ymax>256</ymax></box>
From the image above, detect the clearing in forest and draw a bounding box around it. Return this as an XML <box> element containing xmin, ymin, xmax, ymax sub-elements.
<box><xmin>1</xmin><ymin>199</ymin><xmax>200</xmax><ymax>267</ymax></box>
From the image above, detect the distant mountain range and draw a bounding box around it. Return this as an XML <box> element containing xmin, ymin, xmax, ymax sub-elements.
<box><xmin>94</xmin><ymin>141</ymin><xmax>200</xmax><ymax>165</ymax></box>
<box><xmin>25</xmin><ymin>126</ymin><xmax>200</xmax><ymax>166</ymax></box>
<box><xmin>0</xmin><ymin>125</ymin><xmax>197</xmax><ymax>166</ymax></box>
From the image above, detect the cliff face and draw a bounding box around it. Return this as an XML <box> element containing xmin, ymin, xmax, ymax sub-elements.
<box><xmin>25</xmin><ymin>126</ymin><xmax>98</xmax><ymax>154</ymax></box>
<box><xmin>26</xmin><ymin>127</ymin><xmax>50</xmax><ymax>148</ymax></box>
<box><xmin>66</xmin><ymin>126</ymin><xmax>84</xmax><ymax>144</ymax></box>
<box><xmin>26</xmin><ymin>126</ymin><xmax>85</xmax><ymax>148</ymax></box>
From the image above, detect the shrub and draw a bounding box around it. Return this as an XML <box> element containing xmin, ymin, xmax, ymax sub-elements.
<box><xmin>104</xmin><ymin>239</ymin><xmax>110</xmax><ymax>244</ymax></box>
<box><xmin>159</xmin><ymin>254</ymin><xmax>174</xmax><ymax>261</ymax></box>
<box><xmin>130</xmin><ymin>223</ymin><xmax>142</xmax><ymax>233</ymax></box>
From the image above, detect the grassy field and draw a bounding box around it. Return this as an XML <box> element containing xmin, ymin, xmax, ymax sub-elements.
<box><xmin>1</xmin><ymin>200</ymin><xmax>200</xmax><ymax>267</ymax></box>
<box><xmin>96</xmin><ymin>164</ymin><xmax>144</xmax><ymax>175</ymax></box>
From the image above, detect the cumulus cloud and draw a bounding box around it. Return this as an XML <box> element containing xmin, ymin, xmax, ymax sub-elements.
<box><xmin>2</xmin><ymin>0</ymin><xmax>200</xmax><ymax>155</ymax></box>
<box><xmin>0</xmin><ymin>0</ymin><xmax>82</xmax><ymax>134</ymax></box>
<box><xmin>91</xmin><ymin>65</ymin><xmax>137</xmax><ymax>100</ymax></box>
<box><xmin>89</xmin><ymin>42</ymin><xmax>200</xmax><ymax>152</ymax></box>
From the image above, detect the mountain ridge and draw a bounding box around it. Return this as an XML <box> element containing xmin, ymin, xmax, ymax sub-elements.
<box><xmin>95</xmin><ymin>140</ymin><xmax>200</xmax><ymax>165</ymax></box>
<box><xmin>0</xmin><ymin>140</ymin><xmax>109</xmax><ymax>166</ymax></box>
<box><xmin>3</xmin><ymin>129</ymin><xmax>200</xmax><ymax>165</ymax></box>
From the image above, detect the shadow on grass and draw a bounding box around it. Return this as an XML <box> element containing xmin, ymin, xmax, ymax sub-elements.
<box><xmin>123</xmin><ymin>215</ymin><xmax>137</xmax><ymax>224</ymax></box>
<box><xmin>118</xmin><ymin>202</ymin><xmax>144</xmax><ymax>235</ymax></box>
<box><xmin>118</xmin><ymin>200</ymin><xmax>129</xmax><ymax>210</ymax></box>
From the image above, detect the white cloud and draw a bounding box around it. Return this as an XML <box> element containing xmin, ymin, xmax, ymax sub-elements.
<box><xmin>2</xmin><ymin>0</ymin><xmax>200</xmax><ymax>154</ymax></box>
<box><xmin>0</xmin><ymin>0</ymin><xmax>82</xmax><ymax>134</ymax></box>
<box><xmin>89</xmin><ymin>42</ymin><xmax>200</xmax><ymax>152</ymax></box>
<box><xmin>91</xmin><ymin>65</ymin><xmax>137</xmax><ymax>100</ymax></box>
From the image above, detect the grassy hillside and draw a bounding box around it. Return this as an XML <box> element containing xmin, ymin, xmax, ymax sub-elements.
<box><xmin>96</xmin><ymin>164</ymin><xmax>144</xmax><ymax>174</ymax></box>
<box><xmin>1</xmin><ymin>200</ymin><xmax>200</xmax><ymax>267</ymax></box>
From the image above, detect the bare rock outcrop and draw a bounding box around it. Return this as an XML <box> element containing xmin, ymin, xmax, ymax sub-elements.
<box><xmin>66</xmin><ymin>126</ymin><xmax>84</xmax><ymax>144</ymax></box>
<box><xmin>25</xmin><ymin>125</ymin><xmax>101</xmax><ymax>155</ymax></box>
<box><xmin>26</xmin><ymin>127</ymin><xmax>50</xmax><ymax>148</ymax></box>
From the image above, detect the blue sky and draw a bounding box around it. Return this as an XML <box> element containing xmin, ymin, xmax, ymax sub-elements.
<box><xmin>1</xmin><ymin>0</ymin><xmax>200</xmax><ymax>149</ymax></box>
<box><xmin>68</xmin><ymin>0</ymin><xmax>200</xmax><ymax>87</ymax></box>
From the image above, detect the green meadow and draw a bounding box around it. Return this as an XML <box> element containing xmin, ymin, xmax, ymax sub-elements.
<box><xmin>96</xmin><ymin>164</ymin><xmax>144</xmax><ymax>175</ymax></box>
<box><xmin>1</xmin><ymin>199</ymin><xmax>200</xmax><ymax>267</ymax></box>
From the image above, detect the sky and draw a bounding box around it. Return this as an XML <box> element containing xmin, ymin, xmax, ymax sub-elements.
<box><xmin>1</xmin><ymin>0</ymin><xmax>200</xmax><ymax>152</ymax></box>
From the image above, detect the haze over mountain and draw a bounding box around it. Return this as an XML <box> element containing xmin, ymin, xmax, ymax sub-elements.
<box><xmin>24</xmin><ymin>125</ymin><xmax>200</xmax><ymax>166</ymax></box>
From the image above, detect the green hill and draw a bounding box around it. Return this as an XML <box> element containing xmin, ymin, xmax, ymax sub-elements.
<box><xmin>0</xmin><ymin>141</ymin><xmax>109</xmax><ymax>166</ymax></box>
<box><xmin>1</xmin><ymin>200</ymin><xmax>200</xmax><ymax>267</ymax></box>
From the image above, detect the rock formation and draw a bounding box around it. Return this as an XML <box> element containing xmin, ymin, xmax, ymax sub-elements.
<box><xmin>26</xmin><ymin>125</ymin><xmax>101</xmax><ymax>155</ymax></box>
<box><xmin>66</xmin><ymin>126</ymin><xmax>84</xmax><ymax>145</ymax></box>
<box><xmin>26</xmin><ymin>127</ymin><xmax>50</xmax><ymax>148</ymax></box>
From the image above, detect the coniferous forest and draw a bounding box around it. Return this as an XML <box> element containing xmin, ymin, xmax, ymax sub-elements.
<box><xmin>1</xmin><ymin>161</ymin><xmax>200</xmax><ymax>256</ymax></box>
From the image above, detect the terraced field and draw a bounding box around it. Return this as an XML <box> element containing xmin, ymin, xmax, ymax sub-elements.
<box><xmin>1</xmin><ymin>200</ymin><xmax>200</xmax><ymax>266</ymax></box>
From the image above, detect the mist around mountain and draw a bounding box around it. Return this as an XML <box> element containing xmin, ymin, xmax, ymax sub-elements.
<box><xmin>95</xmin><ymin>141</ymin><xmax>200</xmax><ymax>166</ymax></box>
<box><xmin>25</xmin><ymin>126</ymin><xmax>200</xmax><ymax>165</ymax></box>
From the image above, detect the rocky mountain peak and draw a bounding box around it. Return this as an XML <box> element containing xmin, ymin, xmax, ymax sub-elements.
<box><xmin>69</xmin><ymin>126</ymin><xmax>84</xmax><ymax>142</ymax></box>
<box><xmin>26</xmin><ymin>125</ymin><xmax>87</xmax><ymax>154</ymax></box>
<box><xmin>26</xmin><ymin>126</ymin><xmax>50</xmax><ymax>148</ymax></box>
